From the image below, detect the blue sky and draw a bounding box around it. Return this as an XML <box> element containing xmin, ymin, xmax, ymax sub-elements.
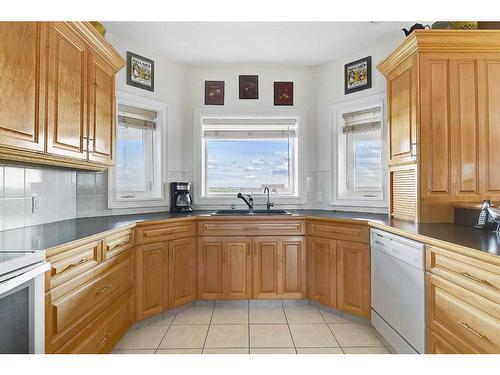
<box><xmin>207</xmin><ymin>140</ymin><xmax>291</xmax><ymax>192</ymax></box>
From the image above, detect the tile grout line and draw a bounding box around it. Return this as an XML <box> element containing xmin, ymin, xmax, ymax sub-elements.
<box><xmin>154</xmin><ymin>312</ymin><xmax>176</xmax><ymax>354</ymax></box>
<box><xmin>320</xmin><ymin>310</ymin><xmax>343</xmax><ymax>351</ymax></box>
<box><xmin>282</xmin><ymin>305</ymin><xmax>298</xmax><ymax>354</ymax></box>
<box><xmin>200</xmin><ymin>305</ymin><xmax>215</xmax><ymax>353</ymax></box>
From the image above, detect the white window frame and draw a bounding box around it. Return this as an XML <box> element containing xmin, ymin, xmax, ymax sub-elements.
<box><xmin>331</xmin><ymin>94</ymin><xmax>388</xmax><ymax>209</ymax></box>
<box><xmin>108</xmin><ymin>91</ymin><xmax>169</xmax><ymax>209</ymax></box>
<box><xmin>194</xmin><ymin>108</ymin><xmax>307</xmax><ymax>206</ymax></box>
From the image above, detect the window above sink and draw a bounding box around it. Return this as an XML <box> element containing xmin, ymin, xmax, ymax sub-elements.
<box><xmin>193</xmin><ymin>110</ymin><xmax>307</xmax><ymax>206</ymax></box>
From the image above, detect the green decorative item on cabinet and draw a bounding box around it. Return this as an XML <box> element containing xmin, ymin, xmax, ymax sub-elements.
<box><xmin>451</xmin><ymin>21</ymin><xmax>478</xmax><ymax>30</ymax></box>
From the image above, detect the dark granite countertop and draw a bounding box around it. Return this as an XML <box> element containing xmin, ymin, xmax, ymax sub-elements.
<box><xmin>0</xmin><ymin>209</ymin><xmax>498</xmax><ymax>257</ymax></box>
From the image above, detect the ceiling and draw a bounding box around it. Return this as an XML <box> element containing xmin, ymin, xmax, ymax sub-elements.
<box><xmin>103</xmin><ymin>22</ymin><xmax>414</xmax><ymax>66</ymax></box>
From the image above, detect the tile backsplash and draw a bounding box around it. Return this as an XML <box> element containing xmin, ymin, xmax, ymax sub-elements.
<box><xmin>0</xmin><ymin>165</ymin><xmax>76</xmax><ymax>231</ymax></box>
<box><xmin>76</xmin><ymin>172</ymin><xmax>112</xmax><ymax>218</ymax></box>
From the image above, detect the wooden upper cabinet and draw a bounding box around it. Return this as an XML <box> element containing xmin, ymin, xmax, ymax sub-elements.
<box><xmin>0</xmin><ymin>21</ymin><xmax>124</xmax><ymax>169</ymax></box>
<box><xmin>308</xmin><ymin>236</ymin><xmax>336</xmax><ymax>307</ymax></box>
<box><xmin>387</xmin><ymin>55</ymin><xmax>418</xmax><ymax>166</ymax></box>
<box><xmin>88</xmin><ymin>51</ymin><xmax>115</xmax><ymax>165</ymax></box>
<box><xmin>168</xmin><ymin>237</ymin><xmax>197</xmax><ymax>308</ymax></box>
<box><xmin>0</xmin><ymin>22</ymin><xmax>46</xmax><ymax>153</ymax></box>
<box><xmin>478</xmin><ymin>58</ymin><xmax>500</xmax><ymax>200</ymax></box>
<box><xmin>135</xmin><ymin>242</ymin><xmax>167</xmax><ymax>320</ymax></box>
<box><xmin>450</xmin><ymin>58</ymin><xmax>480</xmax><ymax>199</ymax></box>
<box><xmin>46</xmin><ymin>22</ymin><xmax>88</xmax><ymax>160</ymax></box>
<box><xmin>336</xmin><ymin>240</ymin><xmax>371</xmax><ymax>318</ymax></box>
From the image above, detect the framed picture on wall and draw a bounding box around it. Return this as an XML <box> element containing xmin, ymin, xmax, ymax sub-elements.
<box><xmin>239</xmin><ymin>75</ymin><xmax>259</xmax><ymax>99</ymax></box>
<box><xmin>126</xmin><ymin>51</ymin><xmax>154</xmax><ymax>92</ymax></box>
<box><xmin>274</xmin><ymin>81</ymin><xmax>293</xmax><ymax>106</ymax></box>
<box><xmin>344</xmin><ymin>56</ymin><xmax>372</xmax><ymax>94</ymax></box>
<box><xmin>205</xmin><ymin>80</ymin><xmax>225</xmax><ymax>105</ymax></box>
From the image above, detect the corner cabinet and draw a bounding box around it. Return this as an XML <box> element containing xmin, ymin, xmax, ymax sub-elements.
<box><xmin>378</xmin><ymin>30</ymin><xmax>500</xmax><ymax>222</ymax></box>
<box><xmin>134</xmin><ymin>220</ymin><xmax>197</xmax><ymax>320</ymax></box>
<box><xmin>307</xmin><ymin>219</ymin><xmax>371</xmax><ymax>319</ymax></box>
<box><xmin>0</xmin><ymin>22</ymin><xmax>124</xmax><ymax>170</ymax></box>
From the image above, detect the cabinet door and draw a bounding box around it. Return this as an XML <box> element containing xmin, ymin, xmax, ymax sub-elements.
<box><xmin>450</xmin><ymin>58</ymin><xmax>480</xmax><ymax>200</ymax></box>
<box><xmin>46</xmin><ymin>22</ymin><xmax>88</xmax><ymax>160</ymax></box>
<box><xmin>308</xmin><ymin>236</ymin><xmax>336</xmax><ymax>307</ymax></box>
<box><xmin>197</xmin><ymin>237</ymin><xmax>224</xmax><ymax>299</ymax></box>
<box><xmin>478</xmin><ymin>58</ymin><xmax>500</xmax><ymax>200</ymax></box>
<box><xmin>0</xmin><ymin>22</ymin><xmax>46</xmax><ymax>152</ymax></box>
<box><xmin>281</xmin><ymin>237</ymin><xmax>307</xmax><ymax>298</ymax></box>
<box><xmin>135</xmin><ymin>242</ymin><xmax>167</xmax><ymax>320</ymax></box>
<box><xmin>88</xmin><ymin>50</ymin><xmax>115</xmax><ymax>166</ymax></box>
<box><xmin>223</xmin><ymin>238</ymin><xmax>253</xmax><ymax>299</ymax></box>
<box><xmin>253</xmin><ymin>237</ymin><xmax>280</xmax><ymax>299</ymax></box>
<box><xmin>169</xmin><ymin>237</ymin><xmax>197</xmax><ymax>308</ymax></box>
<box><xmin>388</xmin><ymin>55</ymin><xmax>418</xmax><ymax>165</ymax></box>
<box><xmin>420</xmin><ymin>56</ymin><xmax>452</xmax><ymax>199</ymax></box>
<box><xmin>336</xmin><ymin>240</ymin><xmax>370</xmax><ymax>318</ymax></box>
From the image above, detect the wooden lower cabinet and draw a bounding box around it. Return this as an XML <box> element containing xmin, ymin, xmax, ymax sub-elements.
<box><xmin>198</xmin><ymin>237</ymin><xmax>252</xmax><ymax>299</ymax></box>
<box><xmin>336</xmin><ymin>240</ymin><xmax>371</xmax><ymax>318</ymax></box>
<box><xmin>168</xmin><ymin>237</ymin><xmax>197</xmax><ymax>308</ymax></box>
<box><xmin>252</xmin><ymin>236</ymin><xmax>306</xmax><ymax>299</ymax></box>
<box><xmin>426</xmin><ymin>328</ymin><xmax>461</xmax><ymax>354</ymax></box>
<box><xmin>55</xmin><ymin>289</ymin><xmax>133</xmax><ymax>354</ymax></box>
<box><xmin>308</xmin><ymin>236</ymin><xmax>336</xmax><ymax>307</ymax></box>
<box><xmin>135</xmin><ymin>242</ymin><xmax>168</xmax><ymax>320</ymax></box>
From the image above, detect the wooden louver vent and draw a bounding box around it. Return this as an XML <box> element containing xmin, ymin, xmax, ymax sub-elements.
<box><xmin>391</xmin><ymin>168</ymin><xmax>417</xmax><ymax>221</ymax></box>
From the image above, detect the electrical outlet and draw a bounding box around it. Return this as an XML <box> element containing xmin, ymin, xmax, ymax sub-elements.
<box><xmin>32</xmin><ymin>195</ymin><xmax>40</xmax><ymax>214</ymax></box>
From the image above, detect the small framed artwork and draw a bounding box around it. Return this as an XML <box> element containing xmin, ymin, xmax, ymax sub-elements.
<box><xmin>344</xmin><ymin>56</ymin><xmax>372</xmax><ymax>94</ymax></box>
<box><xmin>239</xmin><ymin>75</ymin><xmax>258</xmax><ymax>99</ymax></box>
<box><xmin>274</xmin><ymin>81</ymin><xmax>293</xmax><ymax>106</ymax></box>
<box><xmin>126</xmin><ymin>51</ymin><xmax>154</xmax><ymax>92</ymax></box>
<box><xmin>204</xmin><ymin>81</ymin><xmax>225</xmax><ymax>105</ymax></box>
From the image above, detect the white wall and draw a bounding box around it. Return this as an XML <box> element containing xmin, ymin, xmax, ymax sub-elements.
<box><xmin>313</xmin><ymin>34</ymin><xmax>405</xmax><ymax>212</ymax></box>
<box><xmin>77</xmin><ymin>33</ymin><xmax>192</xmax><ymax>218</ymax></box>
<box><xmin>185</xmin><ymin>64</ymin><xmax>317</xmax><ymax>209</ymax></box>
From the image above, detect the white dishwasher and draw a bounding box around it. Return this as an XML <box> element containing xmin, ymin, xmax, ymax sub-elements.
<box><xmin>370</xmin><ymin>228</ymin><xmax>425</xmax><ymax>354</ymax></box>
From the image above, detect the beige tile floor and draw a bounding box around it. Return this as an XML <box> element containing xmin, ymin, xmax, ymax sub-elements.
<box><xmin>112</xmin><ymin>304</ymin><xmax>392</xmax><ymax>354</ymax></box>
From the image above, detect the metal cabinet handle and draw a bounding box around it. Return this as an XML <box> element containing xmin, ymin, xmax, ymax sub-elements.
<box><xmin>97</xmin><ymin>332</ymin><xmax>111</xmax><ymax>345</ymax></box>
<box><xmin>62</xmin><ymin>257</ymin><xmax>90</xmax><ymax>273</ymax></box>
<box><xmin>96</xmin><ymin>284</ymin><xmax>112</xmax><ymax>295</ymax></box>
<box><xmin>458</xmin><ymin>271</ymin><xmax>488</xmax><ymax>285</ymax></box>
<box><xmin>108</xmin><ymin>240</ymin><xmax>129</xmax><ymax>251</ymax></box>
<box><xmin>457</xmin><ymin>321</ymin><xmax>486</xmax><ymax>339</ymax></box>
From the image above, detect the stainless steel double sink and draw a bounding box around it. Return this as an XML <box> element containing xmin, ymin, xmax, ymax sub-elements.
<box><xmin>210</xmin><ymin>209</ymin><xmax>292</xmax><ymax>216</ymax></box>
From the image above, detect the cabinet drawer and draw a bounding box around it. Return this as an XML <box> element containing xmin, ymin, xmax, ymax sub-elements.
<box><xmin>426</xmin><ymin>328</ymin><xmax>461</xmax><ymax>354</ymax></box>
<box><xmin>47</xmin><ymin>240</ymin><xmax>101</xmax><ymax>290</ymax></box>
<box><xmin>135</xmin><ymin>220</ymin><xmax>196</xmax><ymax>244</ymax></box>
<box><xmin>56</xmin><ymin>290</ymin><xmax>132</xmax><ymax>354</ymax></box>
<box><xmin>308</xmin><ymin>220</ymin><xmax>369</xmax><ymax>243</ymax></box>
<box><xmin>426</xmin><ymin>245</ymin><xmax>500</xmax><ymax>304</ymax></box>
<box><xmin>103</xmin><ymin>229</ymin><xmax>133</xmax><ymax>260</ymax></box>
<box><xmin>51</xmin><ymin>256</ymin><xmax>133</xmax><ymax>334</ymax></box>
<box><xmin>198</xmin><ymin>219</ymin><xmax>306</xmax><ymax>236</ymax></box>
<box><xmin>427</xmin><ymin>274</ymin><xmax>500</xmax><ymax>354</ymax></box>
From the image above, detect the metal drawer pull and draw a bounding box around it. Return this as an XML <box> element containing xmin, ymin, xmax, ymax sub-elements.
<box><xmin>62</xmin><ymin>257</ymin><xmax>91</xmax><ymax>272</ymax></box>
<box><xmin>457</xmin><ymin>321</ymin><xmax>486</xmax><ymax>339</ymax></box>
<box><xmin>108</xmin><ymin>240</ymin><xmax>129</xmax><ymax>250</ymax></box>
<box><xmin>97</xmin><ymin>332</ymin><xmax>111</xmax><ymax>345</ymax></box>
<box><xmin>96</xmin><ymin>284</ymin><xmax>113</xmax><ymax>295</ymax></box>
<box><xmin>458</xmin><ymin>271</ymin><xmax>488</xmax><ymax>284</ymax></box>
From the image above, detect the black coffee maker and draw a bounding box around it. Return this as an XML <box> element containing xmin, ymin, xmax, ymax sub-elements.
<box><xmin>170</xmin><ymin>182</ymin><xmax>193</xmax><ymax>212</ymax></box>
